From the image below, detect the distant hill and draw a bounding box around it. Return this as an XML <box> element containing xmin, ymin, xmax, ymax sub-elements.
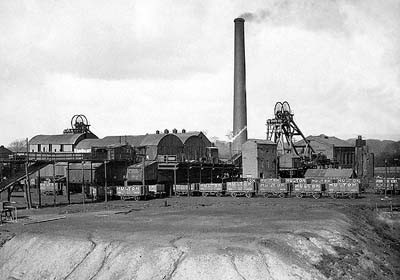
<box><xmin>347</xmin><ymin>138</ymin><xmax>400</xmax><ymax>167</ymax></box>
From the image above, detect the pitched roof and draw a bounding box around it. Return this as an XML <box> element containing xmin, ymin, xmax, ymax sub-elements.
<box><xmin>101</xmin><ymin>135</ymin><xmax>146</xmax><ymax>147</ymax></box>
<box><xmin>304</xmin><ymin>168</ymin><xmax>354</xmax><ymax>178</ymax></box>
<box><xmin>140</xmin><ymin>134</ymin><xmax>172</xmax><ymax>146</ymax></box>
<box><xmin>246</xmin><ymin>139</ymin><xmax>276</xmax><ymax>145</ymax></box>
<box><xmin>0</xmin><ymin>145</ymin><xmax>12</xmax><ymax>159</ymax></box>
<box><xmin>296</xmin><ymin>134</ymin><xmax>353</xmax><ymax>147</ymax></box>
<box><xmin>75</xmin><ymin>133</ymin><xmax>183</xmax><ymax>150</ymax></box>
<box><xmin>127</xmin><ymin>160</ymin><xmax>157</xmax><ymax>169</ymax></box>
<box><xmin>30</xmin><ymin>133</ymin><xmax>97</xmax><ymax>145</ymax></box>
<box><xmin>174</xmin><ymin>131</ymin><xmax>211</xmax><ymax>145</ymax></box>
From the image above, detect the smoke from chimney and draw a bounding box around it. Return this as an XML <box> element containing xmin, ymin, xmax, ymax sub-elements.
<box><xmin>232</xmin><ymin>18</ymin><xmax>248</xmax><ymax>154</ymax></box>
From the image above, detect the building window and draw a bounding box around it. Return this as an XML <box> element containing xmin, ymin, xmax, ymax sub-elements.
<box><xmin>60</xmin><ymin>144</ymin><xmax>64</xmax><ymax>152</ymax></box>
<box><xmin>49</xmin><ymin>144</ymin><xmax>52</xmax><ymax>152</ymax></box>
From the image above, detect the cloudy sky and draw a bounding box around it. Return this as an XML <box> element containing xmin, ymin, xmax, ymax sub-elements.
<box><xmin>1</xmin><ymin>0</ymin><xmax>399</xmax><ymax>145</ymax></box>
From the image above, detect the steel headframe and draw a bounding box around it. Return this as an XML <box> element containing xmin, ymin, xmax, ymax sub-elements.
<box><xmin>266</xmin><ymin>101</ymin><xmax>314</xmax><ymax>160</ymax></box>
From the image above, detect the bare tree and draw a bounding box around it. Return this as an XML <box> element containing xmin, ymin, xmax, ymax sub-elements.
<box><xmin>7</xmin><ymin>138</ymin><xmax>27</xmax><ymax>152</ymax></box>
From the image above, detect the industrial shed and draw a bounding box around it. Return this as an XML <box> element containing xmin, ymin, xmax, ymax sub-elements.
<box><xmin>75</xmin><ymin>133</ymin><xmax>184</xmax><ymax>161</ymax></box>
<box><xmin>0</xmin><ymin>146</ymin><xmax>12</xmax><ymax>160</ymax></box>
<box><xmin>296</xmin><ymin>135</ymin><xmax>355</xmax><ymax>168</ymax></box>
<box><xmin>29</xmin><ymin>133</ymin><xmax>98</xmax><ymax>153</ymax></box>
<box><xmin>304</xmin><ymin>168</ymin><xmax>356</xmax><ymax>179</ymax></box>
<box><xmin>174</xmin><ymin>131</ymin><xmax>212</xmax><ymax>161</ymax></box>
<box><xmin>139</xmin><ymin>133</ymin><xmax>184</xmax><ymax>161</ymax></box>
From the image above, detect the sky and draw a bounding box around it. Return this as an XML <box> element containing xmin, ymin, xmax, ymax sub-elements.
<box><xmin>0</xmin><ymin>0</ymin><xmax>399</xmax><ymax>145</ymax></box>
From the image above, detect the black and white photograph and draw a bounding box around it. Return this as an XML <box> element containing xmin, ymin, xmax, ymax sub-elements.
<box><xmin>0</xmin><ymin>0</ymin><xmax>399</xmax><ymax>279</ymax></box>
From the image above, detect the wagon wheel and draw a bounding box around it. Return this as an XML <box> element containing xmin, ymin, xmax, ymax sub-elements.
<box><xmin>134</xmin><ymin>196</ymin><xmax>139</xmax><ymax>201</ymax></box>
<box><xmin>202</xmin><ymin>192</ymin><xmax>208</xmax><ymax>197</ymax></box>
<box><xmin>216</xmin><ymin>192</ymin><xmax>222</xmax><ymax>197</ymax></box>
<box><xmin>330</xmin><ymin>193</ymin><xmax>337</xmax><ymax>199</ymax></box>
<box><xmin>278</xmin><ymin>192</ymin><xmax>285</xmax><ymax>198</ymax></box>
<box><xmin>245</xmin><ymin>192</ymin><xmax>252</xmax><ymax>198</ymax></box>
<box><xmin>231</xmin><ymin>192</ymin><xmax>237</xmax><ymax>198</ymax></box>
<box><xmin>175</xmin><ymin>193</ymin><xmax>180</xmax><ymax>197</ymax></box>
<box><xmin>296</xmin><ymin>193</ymin><xmax>303</xmax><ymax>198</ymax></box>
<box><xmin>312</xmin><ymin>193</ymin><xmax>321</xmax><ymax>199</ymax></box>
<box><xmin>350</xmin><ymin>193</ymin><xmax>358</xmax><ymax>199</ymax></box>
<box><xmin>263</xmin><ymin>193</ymin><xmax>270</xmax><ymax>198</ymax></box>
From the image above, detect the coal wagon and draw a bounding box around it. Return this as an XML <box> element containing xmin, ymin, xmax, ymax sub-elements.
<box><xmin>226</xmin><ymin>180</ymin><xmax>255</xmax><ymax>198</ymax></box>
<box><xmin>199</xmin><ymin>183</ymin><xmax>226</xmax><ymax>197</ymax></box>
<box><xmin>116</xmin><ymin>185</ymin><xmax>149</xmax><ymax>201</ymax></box>
<box><xmin>258</xmin><ymin>178</ymin><xmax>289</xmax><ymax>198</ymax></box>
<box><xmin>293</xmin><ymin>183</ymin><xmax>324</xmax><ymax>199</ymax></box>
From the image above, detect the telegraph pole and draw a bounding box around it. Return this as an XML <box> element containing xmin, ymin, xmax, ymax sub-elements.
<box><xmin>104</xmin><ymin>160</ymin><xmax>108</xmax><ymax>203</ymax></box>
<box><xmin>385</xmin><ymin>159</ymin><xmax>388</xmax><ymax>198</ymax></box>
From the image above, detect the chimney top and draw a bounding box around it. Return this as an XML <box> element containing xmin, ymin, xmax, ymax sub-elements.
<box><xmin>172</xmin><ymin>128</ymin><xmax>178</xmax><ymax>134</ymax></box>
<box><xmin>182</xmin><ymin>129</ymin><xmax>186</xmax><ymax>133</ymax></box>
<box><xmin>156</xmin><ymin>130</ymin><xmax>160</xmax><ymax>134</ymax></box>
<box><xmin>234</xmin><ymin>18</ymin><xmax>245</xmax><ymax>23</ymax></box>
<box><xmin>164</xmin><ymin>129</ymin><xmax>169</xmax><ymax>134</ymax></box>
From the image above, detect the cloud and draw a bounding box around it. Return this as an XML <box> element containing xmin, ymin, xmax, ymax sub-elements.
<box><xmin>0</xmin><ymin>0</ymin><xmax>399</xmax><ymax>146</ymax></box>
<box><xmin>0</xmin><ymin>0</ymin><xmax>225</xmax><ymax>82</ymax></box>
<box><xmin>239</xmin><ymin>0</ymin><xmax>348</xmax><ymax>34</ymax></box>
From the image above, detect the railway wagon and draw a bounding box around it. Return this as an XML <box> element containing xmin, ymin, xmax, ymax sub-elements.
<box><xmin>258</xmin><ymin>179</ymin><xmax>289</xmax><ymax>198</ymax></box>
<box><xmin>293</xmin><ymin>183</ymin><xmax>324</xmax><ymax>199</ymax></box>
<box><xmin>40</xmin><ymin>181</ymin><xmax>62</xmax><ymax>195</ymax></box>
<box><xmin>199</xmin><ymin>183</ymin><xmax>226</xmax><ymax>197</ymax></box>
<box><xmin>116</xmin><ymin>185</ymin><xmax>149</xmax><ymax>201</ymax></box>
<box><xmin>173</xmin><ymin>184</ymin><xmax>199</xmax><ymax>196</ymax></box>
<box><xmin>226</xmin><ymin>181</ymin><xmax>255</xmax><ymax>198</ymax></box>
<box><xmin>374</xmin><ymin>178</ymin><xmax>399</xmax><ymax>195</ymax></box>
<box><xmin>86</xmin><ymin>185</ymin><xmax>115</xmax><ymax>200</ymax></box>
<box><xmin>326</xmin><ymin>182</ymin><xmax>360</xmax><ymax>198</ymax></box>
<box><xmin>148</xmin><ymin>184</ymin><xmax>166</xmax><ymax>198</ymax></box>
<box><xmin>284</xmin><ymin>178</ymin><xmax>306</xmax><ymax>184</ymax></box>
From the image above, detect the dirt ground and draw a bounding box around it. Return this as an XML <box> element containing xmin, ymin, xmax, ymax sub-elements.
<box><xmin>1</xmin><ymin>193</ymin><xmax>399</xmax><ymax>280</ymax></box>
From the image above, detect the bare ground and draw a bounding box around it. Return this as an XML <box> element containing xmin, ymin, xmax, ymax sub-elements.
<box><xmin>0</xmin><ymin>194</ymin><xmax>399</xmax><ymax>279</ymax></box>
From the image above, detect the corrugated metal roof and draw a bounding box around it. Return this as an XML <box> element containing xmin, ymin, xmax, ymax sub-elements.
<box><xmin>174</xmin><ymin>132</ymin><xmax>202</xmax><ymax>143</ymax></box>
<box><xmin>296</xmin><ymin>135</ymin><xmax>353</xmax><ymax>147</ymax></box>
<box><xmin>127</xmin><ymin>160</ymin><xmax>157</xmax><ymax>169</ymax></box>
<box><xmin>140</xmin><ymin>134</ymin><xmax>180</xmax><ymax>146</ymax></box>
<box><xmin>75</xmin><ymin>139</ymin><xmax>104</xmax><ymax>150</ymax></box>
<box><xmin>246</xmin><ymin>139</ymin><xmax>276</xmax><ymax>145</ymax></box>
<box><xmin>68</xmin><ymin>162</ymin><xmax>103</xmax><ymax>169</ymax></box>
<box><xmin>0</xmin><ymin>145</ymin><xmax>12</xmax><ymax>155</ymax></box>
<box><xmin>304</xmin><ymin>168</ymin><xmax>354</xmax><ymax>178</ymax></box>
<box><xmin>30</xmin><ymin>133</ymin><xmax>90</xmax><ymax>145</ymax></box>
<box><xmin>174</xmin><ymin>131</ymin><xmax>212</xmax><ymax>147</ymax></box>
<box><xmin>75</xmin><ymin>135</ymin><xmax>146</xmax><ymax>150</ymax></box>
<box><xmin>304</xmin><ymin>169</ymin><xmax>327</xmax><ymax>178</ymax></box>
<box><xmin>75</xmin><ymin>134</ymin><xmax>182</xmax><ymax>150</ymax></box>
<box><xmin>102</xmin><ymin>135</ymin><xmax>146</xmax><ymax>147</ymax></box>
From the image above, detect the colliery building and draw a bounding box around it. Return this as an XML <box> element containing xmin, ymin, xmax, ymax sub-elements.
<box><xmin>296</xmin><ymin>134</ymin><xmax>355</xmax><ymax>169</ymax></box>
<box><xmin>75</xmin><ymin>129</ymin><xmax>211</xmax><ymax>162</ymax></box>
<box><xmin>242</xmin><ymin>139</ymin><xmax>277</xmax><ymax>179</ymax></box>
<box><xmin>29</xmin><ymin>133</ymin><xmax>98</xmax><ymax>153</ymax></box>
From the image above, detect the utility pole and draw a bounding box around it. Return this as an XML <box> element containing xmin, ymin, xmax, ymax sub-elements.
<box><xmin>173</xmin><ymin>165</ymin><xmax>177</xmax><ymax>197</ymax></box>
<box><xmin>82</xmin><ymin>161</ymin><xmax>85</xmax><ymax>207</ymax></box>
<box><xmin>66</xmin><ymin>162</ymin><xmax>70</xmax><ymax>204</ymax></box>
<box><xmin>37</xmin><ymin>168</ymin><xmax>41</xmax><ymax>208</ymax></box>
<box><xmin>25</xmin><ymin>138</ymin><xmax>32</xmax><ymax>209</ymax></box>
<box><xmin>385</xmin><ymin>159</ymin><xmax>388</xmax><ymax>198</ymax></box>
<box><xmin>53</xmin><ymin>161</ymin><xmax>56</xmax><ymax>207</ymax></box>
<box><xmin>104</xmin><ymin>160</ymin><xmax>108</xmax><ymax>203</ymax></box>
